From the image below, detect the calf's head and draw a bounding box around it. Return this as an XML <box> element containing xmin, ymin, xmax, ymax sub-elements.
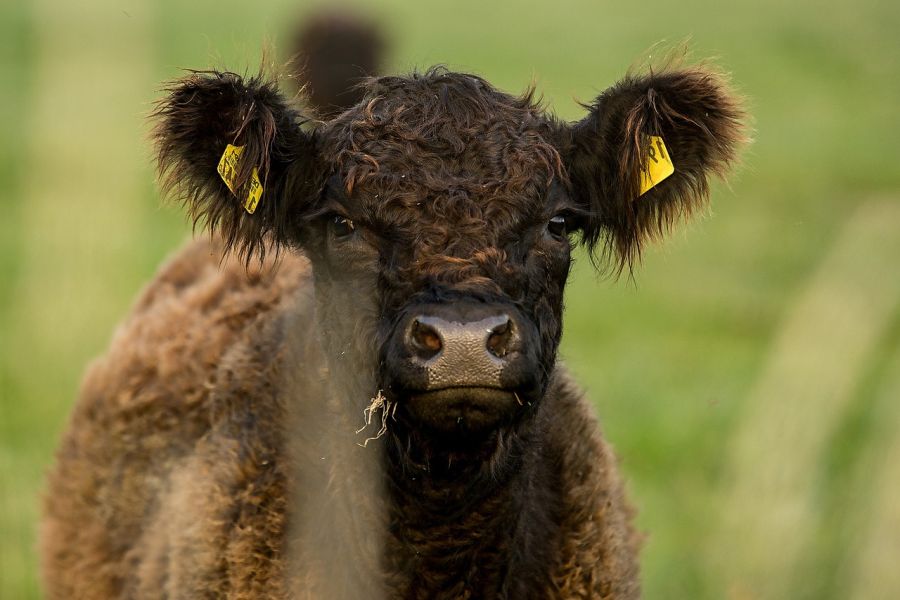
<box><xmin>153</xmin><ymin>65</ymin><xmax>743</xmax><ymax>449</ymax></box>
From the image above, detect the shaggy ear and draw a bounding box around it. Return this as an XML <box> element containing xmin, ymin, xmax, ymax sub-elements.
<box><xmin>152</xmin><ymin>70</ymin><xmax>325</xmax><ymax>261</ymax></box>
<box><xmin>564</xmin><ymin>65</ymin><xmax>747</xmax><ymax>269</ymax></box>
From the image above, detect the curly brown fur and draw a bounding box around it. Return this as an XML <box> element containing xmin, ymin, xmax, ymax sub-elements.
<box><xmin>44</xmin><ymin>58</ymin><xmax>745</xmax><ymax>599</ymax></box>
<box><xmin>40</xmin><ymin>239</ymin><xmax>310</xmax><ymax>598</ymax></box>
<box><xmin>41</xmin><ymin>239</ymin><xmax>639</xmax><ymax>599</ymax></box>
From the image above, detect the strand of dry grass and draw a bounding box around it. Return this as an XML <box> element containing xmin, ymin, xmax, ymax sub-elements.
<box><xmin>708</xmin><ymin>199</ymin><xmax>900</xmax><ymax>599</ymax></box>
<box><xmin>844</xmin><ymin>345</ymin><xmax>900</xmax><ymax>599</ymax></box>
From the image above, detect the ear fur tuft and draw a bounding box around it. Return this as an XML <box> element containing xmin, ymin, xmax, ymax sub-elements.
<box><xmin>567</xmin><ymin>63</ymin><xmax>749</xmax><ymax>272</ymax></box>
<box><xmin>151</xmin><ymin>69</ymin><xmax>321</xmax><ymax>262</ymax></box>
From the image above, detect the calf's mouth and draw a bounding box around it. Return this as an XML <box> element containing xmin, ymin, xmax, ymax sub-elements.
<box><xmin>405</xmin><ymin>386</ymin><xmax>522</xmax><ymax>433</ymax></box>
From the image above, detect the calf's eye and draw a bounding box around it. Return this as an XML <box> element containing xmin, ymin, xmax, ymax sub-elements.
<box><xmin>546</xmin><ymin>214</ymin><xmax>567</xmax><ymax>238</ymax></box>
<box><xmin>330</xmin><ymin>215</ymin><xmax>356</xmax><ymax>238</ymax></box>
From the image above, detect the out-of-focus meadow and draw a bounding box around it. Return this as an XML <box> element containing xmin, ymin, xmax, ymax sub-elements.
<box><xmin>1</xmin><ymin>0</ymin><xmax>899</xmax><ymax>597</ymax></box>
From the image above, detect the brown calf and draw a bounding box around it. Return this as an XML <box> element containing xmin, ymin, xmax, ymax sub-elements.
<box><xmin>42</xmin><ymin>52</ymin><xmax>744</xmax><ymax>599</ymax></box>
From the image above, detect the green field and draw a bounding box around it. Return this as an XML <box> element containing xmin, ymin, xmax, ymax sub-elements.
<box><xmin>1</xmin><ymin>0</ymin><xmax>899</xmax><ymax>597</ymax></box>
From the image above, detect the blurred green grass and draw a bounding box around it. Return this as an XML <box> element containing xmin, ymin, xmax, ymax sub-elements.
<box><xmin>1</xmin><ymin>0</ymin><xmax>899</xmax><ymax>598</ymax></box>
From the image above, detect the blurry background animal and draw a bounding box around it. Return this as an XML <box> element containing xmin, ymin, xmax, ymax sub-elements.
<box><xmin>285</xmin><ymin>9</ymin><xmax>386</xmax><ymax>118</ymax></box>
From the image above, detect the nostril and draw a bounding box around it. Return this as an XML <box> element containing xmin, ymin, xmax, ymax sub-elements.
<box><xmin>409</xmin><ymin>319</ymin><xmax>443</xmax><ymax>360</ymax></box>
<box><xmin>486</xmin><ymin>317</ymin><xmax>514</xmax><ymax>358</ymax></box>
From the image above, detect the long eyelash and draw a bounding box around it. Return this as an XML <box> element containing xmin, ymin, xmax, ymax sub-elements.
<box><xmin>330</xmin><ymin>214</ymin><xmax>356</xmax><ymax>236</ymax></box>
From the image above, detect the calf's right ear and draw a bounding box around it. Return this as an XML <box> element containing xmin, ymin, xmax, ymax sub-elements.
<box><xmin>152</xmin><ymin>70</ymin><xmax>325</xmax><ymax>261</ymax></box>
<box><xmin>562</xmin><ymin>65</ymin><xmax>747</xmax><ymax>271</ymax></box>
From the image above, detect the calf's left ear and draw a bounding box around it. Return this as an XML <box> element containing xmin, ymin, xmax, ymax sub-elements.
<box><xmin>152</xmin><ymin>70</ymin><xmax>326</xmax><ymax>261</ymax></box>
<box><xmin>562</xmin><ymin>66</ymin><xmax>747</xmax><ymax>269</ymax></box>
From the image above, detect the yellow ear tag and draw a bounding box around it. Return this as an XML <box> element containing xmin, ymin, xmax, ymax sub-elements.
<box><xmin>217</xmin><ymin>144</ymin><xmax>264</xmax><ymax>214</ymax></box>
<box><xmin>638</xmin><ymin>135</ymin><xmax>675</xmax><ymax>196</ymax></box>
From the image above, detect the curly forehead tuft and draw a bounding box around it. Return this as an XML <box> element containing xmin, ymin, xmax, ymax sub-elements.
<box><xmin>323</xmin><ymin>67</ymin><xmax>566</xmax><ymax>199</ymax></box>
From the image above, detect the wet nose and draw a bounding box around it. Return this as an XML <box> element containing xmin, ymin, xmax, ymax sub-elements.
<box><xmin>408</xmin><ymin>315</ymin><xmax>516</xmax><ymax>359</ymax></box>
<box><xmin>404</xmin><ymin>314</ymin><xmax>521</xmax><ymax>389</ymax></box>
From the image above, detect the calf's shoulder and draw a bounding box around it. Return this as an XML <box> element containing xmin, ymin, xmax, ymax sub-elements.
<box><xmin>41</xmin><ymin>237</ymin><xmax>311</xmax><ymax>598</ymax></box>
<box><xmin>544</xmin><ymin>371</ymin><xmax>642</xmax><ymax>598</ymax></box>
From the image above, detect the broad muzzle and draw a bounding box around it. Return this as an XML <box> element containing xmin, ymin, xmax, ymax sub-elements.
<box><xmin>384</xmin><ymin>301</ymin><xmax>539</xmax><ymax>431</ymax></box>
